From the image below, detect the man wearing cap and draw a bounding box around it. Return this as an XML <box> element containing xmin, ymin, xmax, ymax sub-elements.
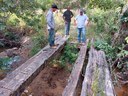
<box><xmin>63</xmin><ymin>6</ymin><xmax>74</xmax><ymax>37</ymax></box>
<box><xmin>74</xmin><ymin>9</ymin><xmax>89</xmax><ymax>45</ymax></box>
<box><xmin>46</xmin><ymin>4</ymin><xmax>58</xmax><ymax>48</ymax></box>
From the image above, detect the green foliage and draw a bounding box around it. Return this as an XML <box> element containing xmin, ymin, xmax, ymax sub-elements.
<box><xmin>121</xmin><ymin>9</ymin><xmax>128</xmax><ymax>23</ymax></box>
<box><xmin>0</xmin><ymin>56</ymin><xmax>20</xmax><ymax>70</ymax></box>
<box><xmin>88</xmin><ymin>8</ymin><xmax>120</xmax><ymax>35</ymax></box>
<box><xmin>0</xmin><ymin>0</ymin><xmax>51</xmax><ymax>32</ymax></box>
<box><xmin>60</xmin><ymin>43</ymin><xmax>78</xmax><ymax>64</ymax></box>
<box><xmin>30</xmin><ymin>32</ymin><xmax>47</xmax><ymax>56</ymax></box>
<box><xmin>116</xmin><ymin>47</ymin><xmax>128</xmax><ymax>70</ymax></box>
<box><xmin>0</xmin><ymin>41</ymin><xmax>5</xmax><ymax>47</ymax></box>
<box><xmin>50</xmin><ymin>43</ymin><xmax>78</xmax><ymax>68</ymax></box>
<box><xmin>0</xmin><ymin>57</ymin><xmax>10</xmax><ymax>70</ymax></box>
<box><xmin>30</xmin><ymin>45</ymin><xmax>41</xmax><ymax>56</ymax></box>
<box><xmin>37</xmin><ymin>0</ymin><xmax>54</xmax><ymax>11</ymax></box>
<box><xmin>94</xmin><ymin>39</ymin><xmax>116</xmax><ymax>58</ymax></box>
<box><xmin>4</xmin><ymin>31</ymin><xmax>19</xmax><ymax>41</ymax></box>
<box><xmin>6</xmin><ymin>14</ymin><xmax>20</xmax><ymax>26</ymax></box>
<box><xmin>0</xmin><ymin>22</ymin><xmax>6</xmax><ymax>31</ymax></box>
<box><xmin>88</xmin><ymin>0</ymin><xmax>124</xmax><ymax>10</ymax></box>
<box><xmin>117</xmin><ymin>49</ymin><xmax>128</xmax><ymax>58</ymax></box>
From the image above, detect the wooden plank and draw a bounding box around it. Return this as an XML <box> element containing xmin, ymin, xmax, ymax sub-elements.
<box><xmin>80</xmin><ymin>44</ymin><xmax>116</xmax><ymax>96</ymax></box>
<box><xmin>62</xmin><ymin>39</ymin><xmax>89</xmax><ymax>96</ymax></box>
<box><xmin>0</xmin><ymin>36</ymin><xmax>69</xmax><ymax>96</ymax></box>
<box><xmin>96</xmin><ymin>51</ymin><xmax>106</xmax><ymax>96</ymax></box>
<box><xmin>99</xmin><ymin>51</ymin><xmax>115</xmax><ymax>96</ymax></box>
<box><xmin>80</xmin><ymin>41</ymin><xmax>96</xmax><ymax>96</ymax></box>
<box><xmin>0</xmin><ymin>88</ymin><xmax>12</xmax><ymax>96</ymax></box>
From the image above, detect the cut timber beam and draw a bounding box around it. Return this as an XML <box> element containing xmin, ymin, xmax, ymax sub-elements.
<box><xmin>80</xmin><ymin>40</ymin><xmax>116</xmax><ymax>96</ymax></box>
<box><xmin>0</xmin><ymin>36</ymin><xmax>69</xmax><ymax>96</ymax></box>
<box><xmin>80</xmin><ymin>42</ymin><xmax>96</xmax><ymax>96</ymax></box>
<box><xmin>62</xmin><ymin>39</ymin><xmax>89</xmax><ymax>96</ymax></box>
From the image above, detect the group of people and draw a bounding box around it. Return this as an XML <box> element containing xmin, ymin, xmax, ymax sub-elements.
<box><xmin>46</xmin><ymin>4</ymin><xmax>89</xmax><ymax>48</ymax></box>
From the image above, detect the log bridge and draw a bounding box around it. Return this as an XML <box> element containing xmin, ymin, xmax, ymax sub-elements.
<box><xmin>0</xmin><ymin>38</ymin><xmax>116</xmax><ymax>96</ymax></box>
<box><xmin>62</xmin><ymin>39</ymin><xmax>116</xmax><ymax>96</ymax></box>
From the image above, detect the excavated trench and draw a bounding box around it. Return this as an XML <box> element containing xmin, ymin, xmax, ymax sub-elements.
<box><xmin>21</xmin><ymin>42</ymin><xmax>81</xmax><ymax>96</ymax></box>
<box><xmin>0</xmin><ymin>38</ymin><xmax>127</xmax><ymax>96</ymax></box>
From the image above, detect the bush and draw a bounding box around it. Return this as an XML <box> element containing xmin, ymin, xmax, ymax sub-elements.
<box><xmin>87</xmin><ymin>8</ymin><xmax>120</xmax><ymax>35</ymax></box>
<box><xmin>50</xmin><ymin>43</ymin><xmax>78</xmax><ymax>69</ymax></box>
<box><xmin>60</xmin><ymin>43</ymin><xmax>78</xmax><ymax>64</ymax></box>
<box><xmin>94</xmin><ymin>39</ymin><xmax>116</xmax><ymax>59</ymax></box>
<box><xmin>30</xmin><ymin>31</ymin><xmax>47</xmax><ymax>56</ymax></box>
<box><xmin>0</xmin><ymin>57</ymin><xmax>11</xmax><ymax>70</ymax></box>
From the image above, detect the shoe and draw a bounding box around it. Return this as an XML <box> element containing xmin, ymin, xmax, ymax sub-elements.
<box><xmin>64</xmin><ymin>35</ymin><xmax>67</xmax><ymax>38</ymax></box>
<box><xmin>50</xmin><ymin>44</ymin><xmax>58</xmax><ymax>49</ymax></box>
<box><xmin>64</xmin><ymin>35</ymin><xmax>70</xmax><ymax>38</ymax></box>
<box><xmin>81</xmin><ymin>42</ymin><xmax>86</xmax><ymax>45</ymax></box>
<box><xmin>66</xmin><ymin>35</ymin><xmax>70</xmax><ymax>38</ymax></box>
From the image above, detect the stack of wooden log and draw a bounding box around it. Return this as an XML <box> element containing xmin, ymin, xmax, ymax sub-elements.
<box><xmin>62</xmin><ymin>39</ymin><xmax>116</xmax><ymax>96</ymax></box>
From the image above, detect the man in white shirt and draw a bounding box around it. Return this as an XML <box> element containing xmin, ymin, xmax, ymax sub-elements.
<box><xmin>74</xmin><ymin>9</ymin><xmax>89</xmax><ymax>45</ymax></box>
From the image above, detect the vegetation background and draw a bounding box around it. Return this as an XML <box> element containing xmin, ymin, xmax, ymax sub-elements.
<box><xmin>0</xmin><ymin>0</ymin><xmax>128</xmax><ymax>95</ymax></box>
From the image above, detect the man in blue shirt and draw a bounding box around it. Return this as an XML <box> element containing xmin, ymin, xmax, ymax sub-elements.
<box><xmin>63</xmin><ymin>6</ymin><xmax>73</xmax><ymax>37</ymax></box>
<box><xmin>74</xmin><ymin>9</ymin><xmax>89</xmax><ymax>45</ymax></box>
<box><xmin>46</xmin><ymin>4</ymin><xmax>58</xmax><ymax>48</ymax></box>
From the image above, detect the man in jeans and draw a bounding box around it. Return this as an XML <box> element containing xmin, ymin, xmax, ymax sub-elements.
<box><xmin>63</xmin><ymin>6</ymin><xmax>73</xmax><ymax>37</ymax></box>
<box><xmin>74</xmin><ymin>9</ymin><xmax>89</xmax><ymax>45</ymax></box>
<box><xmin>46</xmin><ymin>4</ymin><xmax>58</xmax><ymax>48</ymax></box>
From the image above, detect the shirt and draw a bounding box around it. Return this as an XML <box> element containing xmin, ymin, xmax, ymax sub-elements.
<box><xmin>63</xmin><ymin>10</ymin><xmax>73</xmax><ymax>22</ymax></box>
<box><xmin>46</xmin><ymin>9</ymin><xmax>55</xmax><ymax>29</ymax></box>
<box><xmin>75</xmin><ymin>14</ymin><xmax>88</xmax><ymax>28</ymax></box>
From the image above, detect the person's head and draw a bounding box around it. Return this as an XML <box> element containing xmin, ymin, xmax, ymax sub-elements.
<box><xmin>51</xmin><ymin>4</ymin><xmax>58</xmax><ymax>12</ymax></box>
<box><xmin>80</xmin><ymin>9</ymin><xmax>84</xmax><ymax>15</ymax></box>
<box><xmin>67</xmin><ymin>6</ymin><xmax>70</xmax><ymax>10</ymax></box>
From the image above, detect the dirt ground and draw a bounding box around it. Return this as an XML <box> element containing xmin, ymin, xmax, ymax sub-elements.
<box><xmin>21</xmin><ymin>65</ymin><xmax>70</xmax><ymax>96</ymax></box>
<box><xmin>115</xmin><ymin>85</ymin><xmax>128</xmax><ymax>96</ymax></box>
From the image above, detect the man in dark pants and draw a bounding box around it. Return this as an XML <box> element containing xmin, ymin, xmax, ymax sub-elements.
<box><xmin>46</xmin><ymin>4</ymin><xmax>58</xmax><ymax>48</ymax></box>
<box><xmin>63</xmin><ymin>6</ymin><xmax>73</xmax><ymax>37</ymax></box>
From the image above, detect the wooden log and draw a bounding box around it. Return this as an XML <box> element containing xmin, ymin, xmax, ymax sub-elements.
<box><xmin>62</xmin><ymin>39</ymin><xmax>89</xmax><ymax>96</ymax></box>
<box><xmin>100</xmin><ymin>51</ymin><xmax>116</xmax><ymax>96</ymax></box>
<box><xmin>80</xmin><ymin>41</ymin><xmax>96</xmax><ymax>96</ymax></box>
<box><xmin>0</xmin><ymin>88</ymin><xmax>12</xmax><ymax>96</ymax></box>
<box><xmin>81</xmin><ymin>40</ymin><xmax>116</xmax><ymax>96</ymax></box>
<box><xmin>0</xmin><ymin>36</ymin><xmax>69</xmax><ymax>96</ymax></box>
<box><xmin>94</xmin><ymin>51</ymin><xmax>106</xmax><ymax>96</ymax></box>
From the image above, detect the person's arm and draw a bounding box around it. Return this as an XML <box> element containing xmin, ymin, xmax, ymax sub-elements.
<box><xmin>71</xmin><ymin>11</ymin><xmax>74</xmax><ymax>18</ymax></box>
<box><xmin>63</xmin><ymin>11</ymin><xmax>66</xmax><ymax>20</ymax></box>
<box><xmin>85</xmin><ymin>19</ymin><xmax>89</xmax><ymax>26</ymax></box>
<box><xmin>85</xmin><ymin>15</ymin><xmax>89</xmax><ymax>26</ymax></box>
<box><xmin>74</xmin><ymin>16</ymin><xmax>77</xmax><ymax>26</ymax></box>
<box><xmin>63</xmin><ymin>12</ymin><xmax>67</xmax><ymax>23</ymax></box>
<box><xmin>46</xmin><ymin>13</ymin><xmax>54</xmax><ymax>29</ymax></box>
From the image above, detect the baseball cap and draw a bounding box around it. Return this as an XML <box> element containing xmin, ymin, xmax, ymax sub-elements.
<box><xmin>52</xmin><ymin>4</ymin><xmax>58</xmax><ymax>9</ymax></box>
<box><xmin>80</xmin><ymin>8</ymin><xmax>84</xmax><ymax>12</ymax></box>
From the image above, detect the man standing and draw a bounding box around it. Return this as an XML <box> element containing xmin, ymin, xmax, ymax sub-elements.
<box><xmin>74</xmin><ymin>9</ymin><xmax>89</xmax><ymax>45</ymax></box>
<box><xmin>46</xmin><ymin>4</ymin><xmax>58</xmax><ymax>48</ymax></box>
<box><xmin>63</xmin><ymin>6</ymin><xmax>73</xmax><ymax>37</ymax></box>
